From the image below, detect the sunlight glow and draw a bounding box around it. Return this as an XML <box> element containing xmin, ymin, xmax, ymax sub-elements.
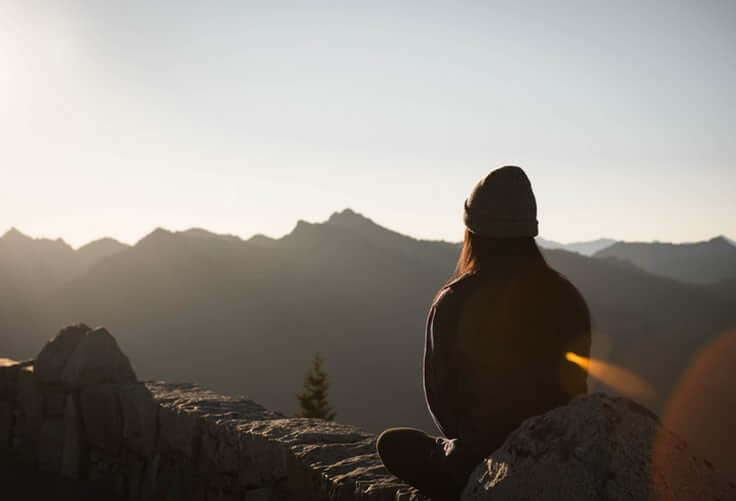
<box><xmin>565</xmin><ymin>351</ymin><xmax>655</xmax><ymax>400</ymax></box>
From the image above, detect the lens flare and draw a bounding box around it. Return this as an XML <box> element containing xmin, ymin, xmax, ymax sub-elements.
<box><xmin>565</xmin><ymin>352</ymin><xmax>655</xmax><ymax>400</ymax></box>
<box><xmin>654</xmin><ymin>329</ymin><xmax>736</xmax><ymax>486</ymax></box>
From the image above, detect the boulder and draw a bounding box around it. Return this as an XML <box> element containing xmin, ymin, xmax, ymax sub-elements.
<box><xmin>43</xmin><ymin>388</ymin><xmax>67</xmax><ymax>417</ymax></box>
<box><xmin>0</xmin><ymin>401</ymin><xmax>12</xmax><ymax>449</ymax></box>
<box><xmin>14</xmin><ymin>366</ymin><xmax>42</xmax><ymax>461</ymax></box>
<box><xmin>80</xmin><ymin>383</ymin><xmax>123</xmax><ymax>454</ymax></box>
<box><xmin>37</xmin><ymin>417</ymin><xmax>65</xmax><ymax>473</ymax></box>
<box><xmin>61</xmin><ymin>393</ymin><xmax>82</xmax><ymax>478</ymax></box>
<box><xmin>34</xmin><ymin>324</ymin><xmax>90</xmax><ymax>384</ymax></box>
<box><xmin>127</xmin><ymin>454</ymin><xmax>146</xmax><ymax>501</ymax></box>
<box><xmin>462</xmin><ymin>393</ymin><xmax>735</xmax><ymax>501</ymax></box>
<box><xmin>35</xmin><ymin>324</ymin><xmax>136</xmax><ymax>388</ymax></box>
<box><xmin>17</xmin><ymin>365</ymin><xmax>42</xmax><ymax>421</ymax></box>
<box><xmin>60</xmin><ymin>327</ymin><xmax>137</xmax><ymax>388</ymax></box>
<box><xmin>120</xmin><ymin>383</ymin><xmax>159</xmax><ymax>456</ymax></box>
<box><xmin>0</xmin><ymin>358</ymin><xmax>28</xmax><ymax>400</ymax></box>
<box><xmin>158</xmin><ymin>404</ymin><xmax>203</xmax><ymax>458</ymax></box>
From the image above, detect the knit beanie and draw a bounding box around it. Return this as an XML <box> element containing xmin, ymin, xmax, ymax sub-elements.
<box><xmin>463</xmin><ymin>166</ymin><xmax>538</xmax><ymax>238</ymax></box>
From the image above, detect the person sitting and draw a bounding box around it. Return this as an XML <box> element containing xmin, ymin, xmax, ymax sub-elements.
<box><xmin>376</xmin><ymin>166</ymin><xmax>591</xmax><ymax>500</ymax></box>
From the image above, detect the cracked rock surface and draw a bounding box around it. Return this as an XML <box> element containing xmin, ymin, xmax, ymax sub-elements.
<box><xmin>1</xmin><ymin>325</ymin><xmax>425</xmax><ymax>501</ymax></box>
<box><xmin>5</xmin><ymin>325</ymin><xmax>733</xmax><ymax>501</ymax></box>
<box><xmin>462</xmin><ymin>393</ymin><xmax>735</xmax><ymax>501</ymax></box>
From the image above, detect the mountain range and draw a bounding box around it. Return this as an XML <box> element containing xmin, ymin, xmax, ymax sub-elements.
<box><xmin>535</xmin><ymin>237</ymin><xmax>616</xmax><ymax>256</ymax></box>
<box><xmin>1</xmin><ymin>210</ymin><xmax>735</xmax><ymax>475</ymax></box>
<box><xmin>595</xmin><ymin>237</ymin><xmax>736</xmax><ymax>284</ymax></box>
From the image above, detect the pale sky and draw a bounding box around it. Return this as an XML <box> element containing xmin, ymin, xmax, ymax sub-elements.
<box><xmin>2</xmin><ymin>0</ymin><xmax>734</xmax><ymax>248</ymax></box>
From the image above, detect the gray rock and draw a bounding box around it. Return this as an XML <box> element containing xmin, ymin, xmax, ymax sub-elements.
<box><xmin>8</xmin><ymin>331</ymin><xmax>430</xmax><ymax>501</ymax></box>
<box><xmin>17</xmin><ymin>365</ymin><xmax>42</xmax><ymax>421</ymax></box>
<box><xmin>145</xmin><ymin>381</ymin><xmax>280</xmax><ymax>421</ymax></box>
<box><xmin>35</xmin><ymin>324</ymin><xmax>89</xmax><ymax>384</ymax></box>
<box><xmin>234</xmin><ymin>417</ymin><xmax>411</xmax><ymax>500</ymax></box>
<box><xmin>0</xmin><ymin>358</ymin><xmax>30</xmax><ymax>400</ymax></box>
<box><xmin>0</xmin><ymin>401</ymin><xmax>12</xmax><ymax>450</ymax></box>
<box><xmin>150</xmin><ymin>456</ymin><xmax>202</xmax><ymax>501</ymax></box>
<box><xmin>61</xmin><ymin>393</ymin><xmax>82</xmax><ymax>478</ymax></box>
<box><xmin>158</xmin><ymin>404</ymin><xmax>203</xmax><ymax>458</ymax></box>
<box><xmin>80</xmin><ymin>383</ymin><xmax>123</xmax><ymax>454</ymax></box>
<box><xmin>127</xmin><ymin>453</ymin><xmax>146</xmax><ymax>501</ymax></box>
<box><xmin>88</xmin><ymin>445</ymin><xmax>120</xmax><ymax>481</ymax></box>
<box><xmin>236</xmin><ymin>417</ymin><xmax>373</xmax><ymax>447</ymax></box>
<box><xmin>144</xmin><ymin>380</ymin><xmax>424</xmax><ymax>500</ymax></box>
<box><xmin>43</xmin><ymin>389</ymin><xmax>67</xmax><ymax>417</ymax></box>
<box><xmin>238</xmin><ymin>429</ymin><xmax>289</xmax><ymax>488</ymax></box>
<box><xmin>461</xmin><ymin>393</ymin><xmax>735</xmax><ymax>501</ymax></box>
<box><xmin>37</xmin><ymin>417</ymin><xmax>65</xmax><ymax>473</ymax></box>
<box><xmin>244</xmin><ymin>487</ymin><xmax>274</xmax><ymax>501</ymax></box>
<box><xmin>199</xmin><ymin>423</ymin><xmax>240</xmax><ymax>477</ymax></box>
<box><xmin>214</xmin><ymin>425</ymin><xmax>240</xmax><ymax>473</ymax></box>
<box><xmin>60</xmin><ymin>327</ymin><xmax>137</xmax><ymax>388</ymax></box>
<box><xmin>200</xmin><ymin>428</ymin><xmax>219</xmax><ymax>476</ymax></box>
<box><xmin>15</xmin><ymin>366</ymin><xmax>42</xmax><ymax>461</ymax></box>
<box><xmin>120</xmin><ymin>383</ymin><xmax>158</xmax><ymax>456</ymax></box>
<box><xmin>140</xmin><ymin>453</ymin><xmax>162</xmax><ymax>501</ymax></box>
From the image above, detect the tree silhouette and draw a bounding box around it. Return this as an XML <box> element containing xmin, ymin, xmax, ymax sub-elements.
<box><xmin>295</xmin><ymin>352</ymin><xmax>336</xmax><ymax>421</ymax></box>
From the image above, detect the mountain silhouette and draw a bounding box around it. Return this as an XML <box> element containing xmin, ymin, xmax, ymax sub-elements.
<box><xmin>536</xmin><ymin>237</ymin><xmax>616</xmax><ymax>256</ymax></box>
<box><xmin>76</xmin><ymin>237</ymin><xmax>130</xmax><ymax>264</ymax></box>
<box><xmin>594</xmin><ymin>236</ymin><xmax>736</xmax><ymax>284</ymax></box>
<box><xmin>0</xmin><ymin>229</ymin><xmax>128</xmax><ymax>355</ymax></box>
<box><xmin>1</xmin><ymin>212</ymin><xmax>734</xmax><ymax>474</ymax></box>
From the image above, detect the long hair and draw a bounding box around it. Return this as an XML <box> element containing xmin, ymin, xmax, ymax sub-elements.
<box><xmin>437</xmin><ymin>229</ymin><xmax>547</xmax><ymax>297</ymax></box>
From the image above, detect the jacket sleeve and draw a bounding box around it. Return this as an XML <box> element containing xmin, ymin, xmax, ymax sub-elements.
<box><xmin>423</xmin><ymin>289</ymin><xmax>459</xmax><ymax>438</ymax></box>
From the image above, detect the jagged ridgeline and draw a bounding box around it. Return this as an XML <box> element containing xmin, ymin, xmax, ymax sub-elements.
<box><xmin>1</xmin><ymin>210</ymin><xmax>735</xmax><ymax>479</ymax></box>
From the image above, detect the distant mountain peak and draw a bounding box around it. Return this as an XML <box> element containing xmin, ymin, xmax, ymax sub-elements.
<box><xmin>79</xmin><ymin>236</ymin><xmax>125</xmax><ymax>246</ymax></box>
<box><xmin>2</xmin><ymin>227</ymin><xmax>31</xmax><ymax>241</ymax></box>
<box><xmin>326</xmin><ymin>208</ymin><xmax>379</xmax><ymax>229</ymax></box>
<box><xmin>711</xmin><ymin>235</ymin><xmax>732</xmax><ymax>246</ymax></box>
<box><xmin>182</xmin><ymin>227</ymin><xmax>213</xmax><ymax>237</ymax></box>
<box><xmin>595</xmin><ymin>236</ymin><xmax>736</xmax><ymax>284</ymax></box>
<box><xmin>537</xmin><ymin>237</ymin><xmax>616</xmax><ymax>256</ymax></box>
<box><xmin>151</xmin><ymin>227</ymin><xmax>173</xmax><ymax>237</ymax></box>
<box><xmin>135</xmin><ymin>227</ymin><xmax>176</xmax><ymax>247</ymax></box>
<box><xmin>0</xmin><ymin>227</ymin><xmax>72</xmax><ymax>251</ymax></box>
<box><xmin>293</xmin><ymin>219</ymin><xmax>313</xmax><ymax>230</ymax></box>
<box><xmin>180</xmin><ymin>228</ymin><xmax>242</xmax><ymax>242</ymax></box>
<box><xmin>247</xmin><ymin>233</ymin><xmax>276</xmax><ymax>246</ymax></box>
<box><xmin>76</xmin><ymin>237</ymin><xmax>128</xmax><ymax>260</ymax></box>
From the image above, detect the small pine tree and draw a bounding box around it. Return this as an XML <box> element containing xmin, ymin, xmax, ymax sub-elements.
<box><xmin>295</xmin><ymin>352</ymin><xmax>336</xmax><ymax>421</ymax></box>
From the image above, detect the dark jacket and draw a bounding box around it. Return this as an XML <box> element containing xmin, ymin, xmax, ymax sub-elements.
<box><xmin>423</xmin><ymin>264</ymin><xmax>591</xmax><ymax>456</ymax></box>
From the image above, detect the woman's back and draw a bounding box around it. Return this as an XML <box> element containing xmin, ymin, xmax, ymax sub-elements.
<box><xmin>425</xmin><ymin>257</ymin><xmax>591</xmax><ymax>455</ymax></box>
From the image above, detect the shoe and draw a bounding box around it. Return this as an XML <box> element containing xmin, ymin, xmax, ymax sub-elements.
<box><xmin>377</xmin><ymin>428</ymin><xmax>464</xmax><ymax>500</ymax></box>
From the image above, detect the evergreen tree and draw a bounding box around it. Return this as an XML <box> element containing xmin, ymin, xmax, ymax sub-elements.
<box><xmin>295</xmin><ymin>352</ymin><xmax>336</xmax><ymax>421</ymax></box>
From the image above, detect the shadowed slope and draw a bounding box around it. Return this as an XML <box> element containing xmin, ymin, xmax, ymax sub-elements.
<box><xmin>595</xmin><ymin>236</ymin><xmax>736</xmax><ymax>284</ymax></box>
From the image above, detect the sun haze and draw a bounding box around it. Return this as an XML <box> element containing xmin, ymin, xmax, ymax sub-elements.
<box><xmin>2</xmin><ymin>1</ymin><xmax>734</xmax><ymax>247</ymax></box>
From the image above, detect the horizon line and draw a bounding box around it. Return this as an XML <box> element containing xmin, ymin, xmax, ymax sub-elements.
<box><xmin>1</xmin><ymin>208</ymin><xmax>733</xmax><ymax>251</ymax></box>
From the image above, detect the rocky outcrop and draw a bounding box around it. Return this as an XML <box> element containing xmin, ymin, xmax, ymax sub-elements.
<box><xmin>462</xmin><ymin>393</ymin><xmax>735</xmax><ymax>501</ymax></box>
<box><xmin>35</xmin><ymin>323</ymin><xmax>136</xmax><ymax>388</ymax></box>
<box><xmin>0</xmin><ymin>325</ymin><xmax>423</xmax><ymax>501</ymax></box>
<box><xmin>3</xmin><ymin>325</ymin><xmax>733</xmax><ymax>501</ymax></box>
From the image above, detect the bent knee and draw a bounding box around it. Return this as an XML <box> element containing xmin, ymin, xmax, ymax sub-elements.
<box><xmin>376</xmin><ymin>427</ymin><xmax>406</xmax><ymax>457</ymax></box>
<box><xmin>376</xmin><ymin>427</ymin><xmax>435</xmax><ymax>462</ymax></box>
